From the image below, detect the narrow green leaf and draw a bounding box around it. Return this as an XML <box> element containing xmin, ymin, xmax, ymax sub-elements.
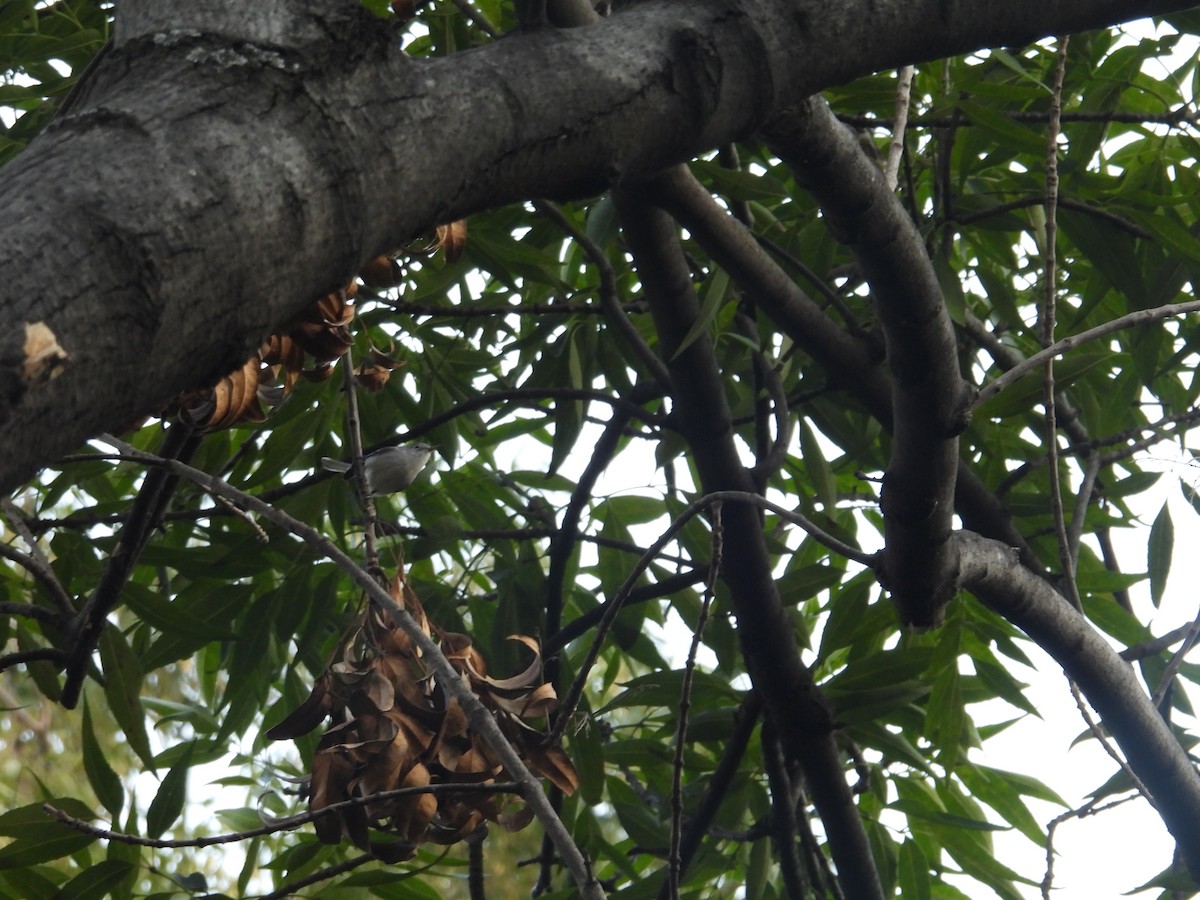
<box><xmin>98</xmin><ymin>629</ymin><xmax>154</xmax><ymax>770</ymax></box>
<box><xmin>0</xmin><ymin>799</ymin><xmax>93</xmax><ymax>837</ymax></box>
<box><xmin>693</xmin><ymin>159</ymin><xmax>790</xmax><ymax>201</ymax></box>
<box><xmin>799</xmin><ymin>419</ymin><xmax>836</xmax><ymax>510</ymax></box>
<box><xmin>51</xmin><ymin>860</ymin><xmax>133</xmax><ymax>900</ymax></box>
<box><xmin>1148</xmin><ymin>501</ymin><xmax>1174</xmax><ymax>608</ymax></box>
<box><xmin>145</xmin><ymin>743</ymin><xmax>195</xmax><ymax>839</ymax></box>
<box><xmin>0</xmin><ymin>825</ymin><xmax>95</xmax><ymax>869</ymax></box>
<box><xmin>897</xmin><ymin>839</ymin><xmax>933</xmax><ymax>900</ymax></box>
<box><xmin>957</xmin><ymin>100</ymin><xmax>1047</xmax><ymax>154</ymax></box>
<box><xmin>976</xmin><ymin>352</ymin><xmax>1120</xmax><ymax>419</ymax></box>
<box><xmin>671</xmin><ymin>268</ymin><xmax>728</xmax><ymax>361</ymax></box>
<box><xmin>81</xmin><ymin>699</ymin><xmax>124</xmax><ymax>819</ymax></box>
<box><xmin>745</xmin><ymin>836</ymin><xmax>771</xmax><ymax>900</ymax></box>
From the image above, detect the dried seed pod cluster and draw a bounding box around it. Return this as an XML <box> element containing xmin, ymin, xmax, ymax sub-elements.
<box><xmin>164</xmin><ymin>218</ymin><xmax>465</xmax><ymax>429</ymax></box>
<box><xmin>167</xmin><ymin>289</ymin><xmax>355</xmax><ymax>430</ymax></box>
<box><xmin>267</xmin><ymin>572</ymin><xmax>577</xmax><ymax>862</ymax></box>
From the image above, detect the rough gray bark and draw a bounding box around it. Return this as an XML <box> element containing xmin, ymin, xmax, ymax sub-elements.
<box><xmin>765</xmin><ymin>96</ymin><xmax>973</xmax><ymax>627</ymax></box>
<box><xmin>2</xmin><ymin>0</ymin><xmax>1198</xmax><ymax>491</ymax></box>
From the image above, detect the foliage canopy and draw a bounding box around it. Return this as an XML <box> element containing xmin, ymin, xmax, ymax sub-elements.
<box><xmin>3</xmin><ymin>0</ymin><xmax>1200</xmax><ymax>898</ymax></box>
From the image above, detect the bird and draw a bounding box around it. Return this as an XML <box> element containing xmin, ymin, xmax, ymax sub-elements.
<box><xmin>320</xmin><ymin>443</ymin><xmax>434</xmax><ymax>495</ymax></box>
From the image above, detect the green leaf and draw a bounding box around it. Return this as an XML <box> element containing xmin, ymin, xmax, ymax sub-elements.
<box><xmin>599</xmin><ymin>670</ymin><xmax>741</xmax><ymax>713</ymax></box>
<box><xmin>693</xmin><ymin>159</ymin><xmax>790</xmax><ymax>201</ymax></box>
<box><xmin>799</xmin><ymin>419</ymin><xmax>836</xmax><ymax>510</ymax></box>
<box><xmin>975</xmin><ymin>352</ymin><xmax>1122</xmax><ymax>419</ymax></box>
<box><xmin>145</xmin><ymin>743</ymin><xmax>195</xmax><ymax>839</ymax></box>
<box><xmin>51</xmin><ymin>860</ymin><xmax>134</xmax><ymax>900</ymax></box>
<box><xmin>1148</xmin><ymin>501</ymin><xmax>1174</xmax><ymax>608</ymax></box>
<box><xmin>671</xmin><ymin>268</ymin><xmax>728</xmax><ymax>361</ymax></box>
<box><xmin>0</xmin><ymin>813</ymin><xmax>96</xmax><ymax>869</ymax></box>
<box><xmin>81</xmin><ymin>699</ymin><xmax>124</xmax><ymax>819</ymax></box>
<box><xmin>98</xmin><ymin>628</ymin><xmax>154</xmax><ymax>770</ymax></box>
<box><xmin>897</xmin><ymin>839</ymin><xmax>933</xmax><ymax>900</ymax></box>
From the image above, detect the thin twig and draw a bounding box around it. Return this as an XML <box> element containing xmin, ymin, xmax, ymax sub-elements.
<box><xmin>1068</xmin><ymin>680</ymin><xmax>1154</xmax><ymax>809</ymax></box>
<box><xmin>1042</xmin><ymin>793</ymin><xmax>1136</xmax><ymax>899</ymax></box>
<box><xmin>951</xmin><ymin>195</ymin><xmax>1151</xmax><ymax>239</ymax></box>
<box><xmin>839</xmin><ymin>105</ymin><xmax>1200</xmax><ymax>130</ymax></box>
<box><xmin>340</xmin><ymin>350</ymin><xmax>382</xmax><ymax>575</ymax></box>
<box><xmin>884</xmin><ymin>66</ymin><xmax>914</xmax><ymax>191</ymax></box>
<box><xmin>0</xmin><ymin>600</ymin><xmax>62</xmax><ymax>626</ymax></box>
<box><xmin>762</xmin><ymin>724</ymin><xmax>808</xmax><ymax>900</ymax></box>
<box><xmin>533</xmin><ymin>199</ymin><xmax>670</xmax><ymax>388</ymax></box>
<box><xmin>0</xmin><ymin>545</ymin><xmax>74</xmax><ymax>619</ymax></box>
<box><xmin>1120</xmin><ymin>623</ymin><xmax>1194</xmax><ymax>661</ymax></box>
<box><xmin>467</xmin><ymin>825</ymin><xmax>489</xmax><ymax>900</ymax></box>
<box><xmin>1042</xmin><ymin>36</ymin><xmax>1076</xmax><ymax>609</ymax></box>
<box><xmin>0</xmin><ymin>498</ymin><xmax>74</xmax><ymax>617</ymax></box>
<box><xmin>1065</xmin><ymin>452</ymin><xmax>1101</xmax><ymax>573</ymax></box>
<box><xmin>548</xmin><ymin>490</ymin><xmax>874</xmax><ymax>745</ymax></box>
<box><xmin>61</xmin><ymin>422</ymin><xmax>200</xmax><ymax>708</ymax></box>
<box><xmin>43</xmin><ymin>782</ymin><xmax>520</xmax><ymax>848</ymax></box>
<box><xmin>668</xmin><ymin>503</ymin><xmax>721</xmax><ymax>899</ymax></box>
<box><xmin>0</xmin><ymin>646</ymin><xmax>69</xmax><ymax>673</ymax></box>
<box><xmin>973</xmin><ymin>298</ymin><xmax>1200</xmax><ymax>410</ymax></box>
<box><xmin>259</xmin><ymin>853</ymin><xmax>374</xmax><ymax>900</ymax></box>
<box><xmin>1151</xmin><ymin>607</ymin><xmax>1200</xmax><ymax>709</ymax></box>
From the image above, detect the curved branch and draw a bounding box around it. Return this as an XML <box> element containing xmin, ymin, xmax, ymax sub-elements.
<box><xmin>764</xmin><ymin>94</ymin><xmax>971</xmax><ymax>626</ymax></box>
<box><xmin>61</xmin><ymin>422</ymin><xmax>200</xmax><ymax>709</ymax></box>
<box><xmin>43</xmin><ymin>782</ymin><xmax>520</xmax><ymax>849</ymax></box>
<box><xmin>955</xmin><ymin>529</ymin><xmax>1200</xmax><ymax>882</ymax></box>
<box><xmin>0</xmin><ymin>646</ymin><xmax>68</xmax><ymax>673</ymax></box>
<box><xmin>974</xmin><ymin>299</ymin><xmax>1200</xmax><ymax>410</ymax></box>
<box><xmin>645</xmin><ymin>161</ymin><xmax>1042</xmax><ymax>577</ymax></box>
<box><xmin>615</xmin><ymin>189</ymin><xmax>884</xmax><ymax>899</ymax></box>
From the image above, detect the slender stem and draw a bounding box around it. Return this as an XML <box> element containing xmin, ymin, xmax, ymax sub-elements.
<box><xmin>884</xmin><ymin>66</ymin><xmax>914</xmax><ymax>190</ymax></box>
<box><xmin>973</xmin><ymin>298</ymin><xmax>1200</xmax><ymax>410</ymax></box>
<box><xmin>1041</xmin><ymin>35</ymin><xmax>1076</xmax><ymax>608</ymax></box>
<box><xmin>549</xmin><ymin>489</ymin><xmax>873</xmax><ymax>745</ymax></box>
<box><xmin>668</xmin><ymin>503</ymin><xmax>721</xmax><ymax>899</ymax></box>
<box><xmin>340</xmin><ymin>350</ymin><xmax>381</xmax><ymax>574</ymax></box>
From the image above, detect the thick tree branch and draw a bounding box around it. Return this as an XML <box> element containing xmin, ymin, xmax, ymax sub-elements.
<box><xmin>646</xmin><ymin>164</ymin><xmax>1041</xmax><ymax>592</ymax></box>
<box><xmin>615</xmin><ymin>191</ymin><xmax>884</xmax><ymax>900</ymax></box>
<box><xmin>764</xmin><ymin>95</ymin><xmax>971</xmax><ymax>627</ymax></box>
<box><xmin>3</xmin><ymin>0</ymin><xmax>1198</xmax><ymax>490</ymax></box>
<box><xmin>955</xmin><ymin>530</ymin><xmax>1200</xmax><ymax>882</ymax></box>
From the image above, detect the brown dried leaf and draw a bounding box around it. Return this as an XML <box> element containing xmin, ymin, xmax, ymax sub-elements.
<box><xmin>520</xmin><ymin>741</ymin><xmax>580</xmax><ymax>796</ymax></box>
<box><xmin>359</xmin><ymin>255</ymin><xmax>403</xmax><ymax>288</ymax></box>
<box><xmin>469</xmin><ymin>635</ymin><xmax>544</xmax><ymax>692</ymax></box>
<box><xmin>436</xmin><ymin>220</ymin><xmax>468</xmax><ymax>264</ymax></box>
<box><xmin>287</xmin><ymin>289</ymin><xmax>355</xmax><ymax>360</ymax></box>
<box><xmin>265</xmin><ymin>674</ymin><xmax>335</xmax><ymax>740</ymax></box>
<box><xmin>355</xmin><ymin>346</ymin><xmax>404</xmax><ymax>393</ymax></box>
<box><xmin>496</xmin><ymin>803</ymin><xmax>536</xmax><ymax>833</ymax></box>
<box><xmin>301</xmin><ymin>362</ymin><xmax>337</xmax><ymax>382</ymax></box>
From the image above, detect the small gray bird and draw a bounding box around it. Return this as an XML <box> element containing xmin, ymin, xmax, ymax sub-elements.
<box><xmin>321</xmin><ymin>443</ymin><xmax>434</xmax><ymax>495</ymax></box>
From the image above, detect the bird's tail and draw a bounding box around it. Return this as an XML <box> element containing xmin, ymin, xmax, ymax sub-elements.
<box><xmin>320</xmin><ymin>457</ymin><xmax>352</xmax><ymax>474</ymax></box>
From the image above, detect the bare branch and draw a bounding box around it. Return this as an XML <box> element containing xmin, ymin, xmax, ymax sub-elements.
<box><xmin>766</xmin><ymin>94</ymin><xmax>970</xmax><ymax>626</ymax></box>
<box><xmin>974</xmin><ymin>299</ymin><xmax>1200</xmax><ymax>411</ymax></box>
